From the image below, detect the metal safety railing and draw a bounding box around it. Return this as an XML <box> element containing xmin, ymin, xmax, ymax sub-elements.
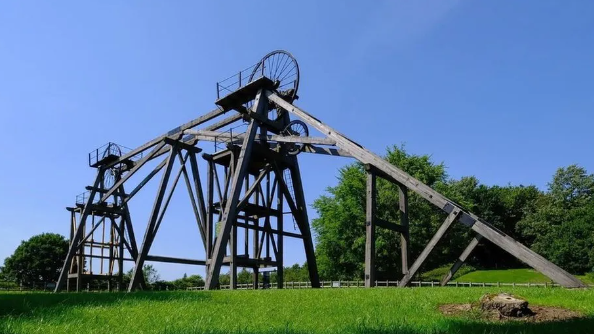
<box><xmin>88</xmin><ymin>142</ymin><xmax>143</xmax><ymax>168</ymax></box>
<box><xmin>75</xmin><ymin>191</ymin><xmax>114</xmax><ymax>207</ymax></box>
<box><xmin>216</xmin><ymin>61</ymin><xmax>264</xmax><ymax>100</ymax></box>
<box><xmin>213</xmin><ymin>123</ymin><xmax>248</xmax><ymax>152</ymax></box>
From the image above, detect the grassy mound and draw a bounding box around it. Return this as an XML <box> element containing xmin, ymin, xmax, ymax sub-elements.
<box><xmin>455</xmin><ymin>269</ymin><xmax>594</xmax><ymax>285</ymax></box>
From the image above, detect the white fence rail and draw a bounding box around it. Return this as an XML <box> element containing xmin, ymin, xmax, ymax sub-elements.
<box><xmin>187</xmin><ymin>280</ymin><xmax>594</xmax><ymax>290</ymax></box>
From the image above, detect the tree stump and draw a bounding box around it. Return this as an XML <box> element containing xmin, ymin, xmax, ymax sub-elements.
<box><xmin>480</xmin><ymin>293</ymin><xmax>533</xmax><ymax>317</ymax></box>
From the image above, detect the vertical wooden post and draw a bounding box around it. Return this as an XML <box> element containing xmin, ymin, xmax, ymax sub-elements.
<box><xmin>205</xmin><ymin>160</ymin><xmax>215</xmax><ymax>284</ymax></box>
<box><xmin>365</xmin><ymin>170</ymin><xmax>376</xmax><ymax>288</ymax></box>
<box><xmin>229</xmin><ymin>154</ymin><xmax>237</xmax><ymax>290</ymax></box>
<box><xmin>244</xmin><ymin>175</ymin><xmax>250</xmax><ymax>256</ymax></box>
<box><xmin>277</xmin><ymin>172</ymin><xmax>284</xmax><ymax>288</ymax></box>
<box><xmin>398</xmin><ymin>185</ymin><xmax>409</xmax><ymax>275</ymax></box>
<box><xmin>118</xmin><ymin>216</ymin><xmax>124</xmax><ymax>291</ymax></box>
<box><xmin>253</xmin><ymin>184</ymin><xmax>260</xmax><ymax>289</ymax></box>
<box><xmin>68</xmin><ymin>210</ymin><xmax>76</xmax><ymax>292</ymax></box>
<box><xmin>230</xmin><ymin>221</ymin><xmax>237</xmax><ymax>290</ymax></box>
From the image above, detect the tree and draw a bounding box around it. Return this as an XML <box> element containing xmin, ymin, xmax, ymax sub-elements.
<box><xmin>549</xmin><ymin>165</ymin><xmax>594</xmax><ymax>209</ymax></box>
<box><xmin>312</xmin><ymin>144</ymin><xmax>450</xmax><ymax>280</ymax></box>
<box><xmin>517</xmin><ymin>165</ymin><xmax>594</xmax><ymax>274</ymax></box>
<box><xmin>446</xmin><ymin>178</ymin><xmax>542</xmax><ymax>269</ymax></box>
<box><xmin>237</xmin><ymin>268</ymin><xmax>252</xmax><ymax>284</ymax></box>
<box><xmin>123</xmin><ymin>264</ymin><xmax>161</xmax><ymax>289</ymax></box>
<box><xmin>283</xmin><ymin>263</ymin><xmax>310</xmax><ymax>282</ymax></box>
<box><xmin>218</xmin><ymin>273</ymin><xmax>230</xmax><ymax>285</ymax></box>
<box><xmin>184</xmin><ymin>274</ymin><xmax>205</xmax><ymax>287</ymax></box>
<box><xmin>311</xmin><ymin>143</ymin><xmax>563</xmax><ymax>280</ymax></box>
<box><xmin>2</xmin><ymin>233</ymin><xmax>68</xmax><ymax>286</ymax></box>
<box><xmin>142</xmin><ymin>264</ymin><xmax>160</xmax><ymax>285</ymax></box>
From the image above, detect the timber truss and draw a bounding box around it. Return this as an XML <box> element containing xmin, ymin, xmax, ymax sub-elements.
<box><xmin>55</xmin><ymin>50</ymin><xmax>586</xmax><ymax>292</ymax></box>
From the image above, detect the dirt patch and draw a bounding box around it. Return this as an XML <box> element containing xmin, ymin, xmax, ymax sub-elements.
<box><xmin>439</xmin><ymin>303</ymin><xmax>584</xmax><ymax>323</ymax></box>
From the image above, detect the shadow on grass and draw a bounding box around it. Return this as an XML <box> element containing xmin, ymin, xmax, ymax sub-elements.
<box><xmin>0</xmin><ymin>291</ymin><xmax>211</xmax><ymax>317</ymax></box>
<box><xmin>442</xmin><ymin>316</ymin><xmax>594</xmax><ymax>334</ymax></box>
<box><xmin>155</xmin><ymin>317</ymin><xmax>594</xmax><ymax>334</ymax></box>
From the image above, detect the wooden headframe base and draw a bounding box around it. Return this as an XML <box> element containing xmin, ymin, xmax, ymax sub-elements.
<box><xmin>55</xmin><ymin>75</ymin><xmax>584</xmax><ymax>292</ymax></box>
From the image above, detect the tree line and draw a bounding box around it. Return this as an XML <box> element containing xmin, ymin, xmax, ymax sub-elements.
<box><xmin>2</xmin><ymin>144</ymin><xmax>593</xmax><ymax>287</ymax></box>
<box><xmin>312</xmin><ymin>144</ymin><xmax>594</xmax><ymax>280</ymax></box>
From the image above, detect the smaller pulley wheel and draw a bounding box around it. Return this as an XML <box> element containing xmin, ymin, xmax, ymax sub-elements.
<box><xmin>102</xmin><ymin>168</ymin><xmax>116</xmax><ymax>189</ymax></box>
<box><xmin>281</xmin><ymin>120</ymin><xmax>309</xmax><ymax>156</ymax></box>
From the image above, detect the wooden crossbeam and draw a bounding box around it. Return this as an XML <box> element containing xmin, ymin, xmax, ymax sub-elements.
<box><xmin>184</xmin><ymin>129</ymin><xmax>336</xmax><ymax>146</ymax></box>
<box><xmin>103</xmin><ymin>107</ymin><xmax>230</xmax><ymax>169</ymax></box>
<box><xmin>376</xmin><ymin>219</ymin><xmax>407</xmax><ymax>233</ymax></box>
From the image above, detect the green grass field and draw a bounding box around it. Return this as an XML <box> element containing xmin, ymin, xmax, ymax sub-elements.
<box><xmin>1</xmin><ymin>288</ymin><xmax>593</xmax><ymax>334</ymax></box>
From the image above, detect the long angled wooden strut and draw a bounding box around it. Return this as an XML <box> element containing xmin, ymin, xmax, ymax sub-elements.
<box><xmin>204</xmin><ymin>89</ymin><xmax>268</xmax><ymax>290</ymax></box>
<box><xmin>268</xmin><ymin>91</ymin><xmax>586</xmax><ymax>288</ymax></box>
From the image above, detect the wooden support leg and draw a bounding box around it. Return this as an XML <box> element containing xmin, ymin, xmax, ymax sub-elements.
<box><xmin>118</xmin><ymin>217</ymin><xmax>125</xmax><ymax>291</ymax></box>
<box><xmin>55</xmin><ymin>173</ymin><xmax>102</xmax><ymax>292</ymax></box>
<box><xmin>287</xmin><ymin>161</ymin><xmax>320</xmax><ymax>288</ymax></box>
<box><xmin>253</xmin><ymin>183</ymin><xmax>260</xmax><ymax>289</ymax></box>
<box><xmin>365</xmin><ymin>171</ymin><xmax>376</xmax><ymax>288</ymax></box>
<box><xmin>205</xmin><ymin>160</ymin><xmax>215</xmax><ymax>283</ymax></box>
<box><xmin>180</xmin><ymin>152</ymin><xmax>207</xmax><ymax>248</ymax></box>
<box><xmin>398</xmin><ymin>209</ymin><xmax>460</xmax><ymax>287</ymax></box>
<box><xmin>277</xmin><ymin>173</ymin><xmax>284</xmax><ymax>289</ymax></box>
<box><xmin>128</xmin><ymin>145</ymin><xmax>177</xmax><ymax>292</ymax></box>
<box><xmin>205</xmin><ymin>90</ymin><xmax>267</xmax><ymax>290</ymax></box>
<box><xmin>398</xmin><ymin>185</ymin><xmax>409</xmax><ymax>275</ymax></box>
<box><xmin>441</xmin><ymin>235</ymin><xmax>482</xmax><ymax>286</ymax></box>
<box><xmin>230</xmin><ymin>223</ymin><xmax>237</xmax><ymax>290</ymax></box>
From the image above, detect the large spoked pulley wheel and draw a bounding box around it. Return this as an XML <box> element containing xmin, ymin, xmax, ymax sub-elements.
<box><xmin>281</xmin><ymin>120</ymin><xmax>309</xmax><ymax>156</ymax></box>
<box><xmin>247</xmin><ymin>50</ymin><xmax>300</xmax><ymax>120</ymax></box>
<box><xmin>100</xmin><ymin>143</ymin><xmax>121</xmax><ymax>189</ymax></box>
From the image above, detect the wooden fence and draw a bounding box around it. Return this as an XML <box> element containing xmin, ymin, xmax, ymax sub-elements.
<box><xmin>3</xmin><ymin>280</ymin><xmax>591</xmax><ymax>293</ymax></box>
<box><xmin>187</xmin><ymin>280</ymin><xmax>594</xmax><ymax>290</ymax></box>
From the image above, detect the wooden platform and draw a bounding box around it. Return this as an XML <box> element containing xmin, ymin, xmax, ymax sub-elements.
<box><xmin>68</xmin><ymin>203</ymin><xmax>124</xmax><ymax>217</ymax></box>
<box><xmin>215</xmin><ymin>77</ymin><xmax>275</xmax><ymax>112</ymax></box>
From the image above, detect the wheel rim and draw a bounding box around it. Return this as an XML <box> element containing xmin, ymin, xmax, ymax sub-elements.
<box><xmin>282</xmin><ymin>120</ymin><xmax>309</xmax><ymax>156</ymax></box>
<box><xmin>247</xmin><ymin>50</ymin><xmax>300</xmax><ymax>120</ymax></box>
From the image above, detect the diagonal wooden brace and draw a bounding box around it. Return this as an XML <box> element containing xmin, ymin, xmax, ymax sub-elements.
<box><xmin>398</xmin><ymin>209</ymin><xmax>460</xmax><ymax>287</ymax></box>
<box><xmin>440</xmin><ymin>235</ymin><xmax>482</xmax><ymax>286</ymax></box>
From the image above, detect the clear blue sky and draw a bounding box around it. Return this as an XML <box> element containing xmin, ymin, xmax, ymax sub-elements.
<box><xmin>1</xmin><ymin>1</ymin><xmax>593</xmax><ymax>281</ymax></box>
